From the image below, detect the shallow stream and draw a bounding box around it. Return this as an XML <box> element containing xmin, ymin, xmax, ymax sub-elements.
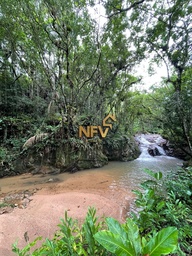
<box><xmin>0</xmin><ymin>154</ymin><xmax>182</xmax><ymax>196</ymax></box>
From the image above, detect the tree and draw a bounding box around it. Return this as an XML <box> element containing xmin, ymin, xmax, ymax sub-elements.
<box><xmin>1</xmin><ymin>0</ymin><xmax>144</xmax><ymax>135</ymax></box>
<box><xmin>142</xmin><ymin>0</ymin><xmax>192</xmax><ymax>156</ymax></box>
<box><xmin>108</xmin><ymin>0</ymin><xmax>192</xmax><ymax>156</ymax></box>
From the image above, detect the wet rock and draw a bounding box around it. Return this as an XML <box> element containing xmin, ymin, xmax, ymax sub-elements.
<box><xmin>0</xmin><ymin>190</ymin><xmax>35</xmax><ymax>214</ymax></box>
<box><xmin>9</xmin><ymin>136</ymin><xmax>108</xmax><ymax>178</ymax></box>
<box><xmin>183</xmin><ymin>158</ymin><xmax>192</xmax><ymax>167</ymax></box>
<box><xmin>165</xmin><ymin>144</ymin><xmax>187</xmax><ymax>159</ymax></box>
<box><xmin>148</xmin><ymin>146</ymin><xmax>161</xmax><ymax>156</ymax></box>
<box><xmin>103</xmin><ymin>135</ymin><xmax>140</xmax><ymax>161</ymax></box>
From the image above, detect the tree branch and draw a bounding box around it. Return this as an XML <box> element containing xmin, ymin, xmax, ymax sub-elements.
<box><xmin>78</xmin><ymin>50</ymin><xmax>102</xmax><ymax>92</ymax></box>
<box><xmin>108</xmin><ymin>0</ymin><xmax>145</xmax><ymax>18</ymax></box>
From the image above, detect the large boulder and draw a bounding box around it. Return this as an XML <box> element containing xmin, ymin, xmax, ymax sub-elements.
<box><xmin>5</xmin><ymin>135</ymin><xmax>108</xmax><ymax>177</ymax></box>
<box><xmin>103</xmin><ymin>134</ymin><xmax>140</xmax><ymax>161</ymax></box>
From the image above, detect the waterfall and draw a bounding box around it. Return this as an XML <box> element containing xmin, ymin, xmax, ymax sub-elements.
<box><xmin>155</xmin><ymin>145</ymin><xmax>166</xmax><ymax>156</ymax></box>
<box><xmin>135</xmin><ymin>134</ymin><xmax>167</xmax><ymax>160</ymax></box>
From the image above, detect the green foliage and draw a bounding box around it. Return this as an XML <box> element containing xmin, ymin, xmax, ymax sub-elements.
<box><xmin>1</xmin><ymin>0</ymin><xmax>191</xmax><ymax>160</ymax></box>
<box><xmin>126</xmin><ymin>0</ymin><xmax>192</xmax><ymax>156</ymax></box>
<box><xmin>103</xmin><ymin>131</ymin><xmax>140</xmax><ymax>161</ymax></box>
<box><xmin>12</xmin><ymin>237</ymin><xmax>42</xmax><ymax>256</ymax></box>
<box><xmin>103</xmin><ymin>132</ymin><xmax>129</xmax><ymax>151</ymax></box>
<box><xmin>166</xmin><ymin>167</ymin><xmax>192</xmax><ymax>206</ymax></box>
<box><xmin>161</xmin><ymin>83</ymin><xmax>192</xmax><ymax>157</ymax></box>
<box><xmin>132</xmin><ymin>169</ymin><xmax>192</xmax><ymax>255</ymax></box>
<box><xmin>0</xmin><ymin>147</ymin><xmax>7</xmax><ymax>161</ymax></box>
<box><xmin>0</xmin><ymin>115</ymin><xmax>48</xmax><ymax>176</ymax></box>
<box><xmin>12</xmin><ymin>169</ymin><xmax>191</xmax><ymax>256</ymax></box>
<box><xmin>0</xmin><ymin>202</ymin><xmax>14</xmax><ymax>208</ymax></box>
<box><xmin>143</xmin><ymin>227</ymin><xmax>178</xmax><ymax>256</ymax></box>
<box><xmin>94</xmin><ymin>218</ymin><xmax>178</xmax><ymax>256</ymax></box>
<box><xmin>12</xmin><ymin>207</ymin><xmax>111</xmax><ymax>256</ymax></box>
<box><xmin>12</xmin><ymin>206</ymin><xmax>178</xmax><ymax>256</ymax></box>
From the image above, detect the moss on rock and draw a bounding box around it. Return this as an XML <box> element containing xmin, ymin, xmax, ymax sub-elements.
<box><xmin>103</xmin><ymin>134</ymin><xmax>140</xmax><ymax>161</ymax></box>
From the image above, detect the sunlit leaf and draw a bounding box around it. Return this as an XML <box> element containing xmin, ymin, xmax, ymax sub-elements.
<box><xmin>143</xmin><ymin>227</ymin><xmax>178</xmax><ymax>256</ymax></box>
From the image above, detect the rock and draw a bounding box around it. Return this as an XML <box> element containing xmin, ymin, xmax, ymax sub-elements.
<box><xmin>183</xmin><ymin>158</ymin><xmax>192</xmax><ymax>167</ymax></box>
<box><xmin>22</xmin><ymin>198</ymin><xmax>30</xmax><ymax>208</ymax></box>
<box><xmin>0</xmin><ymin>190</ymin><xmax>34</xmax><ymax>213</ymax></box>
<box><xmin>103</xmin><ymin>134</ymin><xmax>140</xmax><ymax>161</ymax></box>
<box><xmin>148</xmin><ymin>146</ymin><xmax>161</xmax><ymax>156</ymax></box>
<box><xmin>0</xmin><ymin>206</ymin><xmax>13</xmax><ymax>215</ymax></box>
<box><xmin>9</xmin><ymin>135</ymin><xmax>108</xmax><ymax>177</ymax></box>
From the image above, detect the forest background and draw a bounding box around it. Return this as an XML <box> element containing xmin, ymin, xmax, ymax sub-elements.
<box><xmin>0</xmin><ymin>0</ymin><xmax>192</xmax><ymax>174</ymax></box>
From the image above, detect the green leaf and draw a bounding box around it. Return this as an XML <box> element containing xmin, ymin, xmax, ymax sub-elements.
<box><xmin>125</xmin><ymin>218</ymin><xmax>141</xmax><ymax>255</ymax></box>
<box><xmin>94</xmin><ymin>231</ymin><xmax>136</xmax><ymax>256</ymax></box>
<box><xmin>144</xmin><ymin>169</ymin><xmax>163</xmax><ymax>180</ymax></box>
<box><xmin>82</xmin><ymin>208</ymin><xmax>98</xmax><ymax>255</ymax></box>
<box><xmin>156</xmin><ymin>201</ymin><xmax>165</xmax><ymax>211</ymax></box>
<box><xmin>141</xmin><ymin>180</ymin><xmax>158</xmax><ymax>188</ymax></box>
<box><xmin>106</xmin><ymin>217</ymin><xmax>128</xmax><ymax>242</ymax></box>
<box><xmin>141</xmin><ymin>237</ymin><xmax>147</xmax><ymax>248</ymax></box>
<box><xmin>143</xmin><ymin>227</ymin><xmax>178</xmax><ymax>256</ymax></box>
<box><xmin>154</xmin><ymin>172</ymin><xmax>163</xmax><ymax>180</ymax></box>
<box><xmin>132</xmin><ymin>189</ymin><xmax>143</xmax><ymax>199</ymax></box>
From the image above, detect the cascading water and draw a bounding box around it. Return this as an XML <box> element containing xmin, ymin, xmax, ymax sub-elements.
<box><xmin>106</xmin><ymin>133</ymin><xmax>182</xmax><ymax>193</ymax></box>
<box><xmin>135</xmin><ymin>133</ymin><xmax>167</xmax><ymax>159</ymax></box>
<box><xmin>155</xmin><ymin>145</ymin><xmax>166</xmax><ymax>156</ymax></box>
<box><xmin>135</xmin><ymin>135</ymin><xmax>154</xmax><ymax>159</ymax></box>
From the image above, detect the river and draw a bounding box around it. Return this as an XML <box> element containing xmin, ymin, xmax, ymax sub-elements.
<box><xmin>0</xmin><ymin>133</ymin><xmax>183</xmax><ymax>199</ymax></box>
<box><xmin>0</xmin><ymin>156</ymin><xmax>182</xmax><ymax>195</ymax></box>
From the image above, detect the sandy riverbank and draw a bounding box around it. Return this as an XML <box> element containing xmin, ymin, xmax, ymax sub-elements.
<box><xmin>0</xmin><ymin>169</ymin><xmax>134</xmax><ymax>255</ymax></box>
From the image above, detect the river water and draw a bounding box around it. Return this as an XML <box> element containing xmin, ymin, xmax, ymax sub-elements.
<box><xmin>0</xmin><ymin>144</ymin><xmax>183</xmax><ymax>231</ymax></box>
<box><xmin>98</xmin><ymin>156</ymin><xmax>182</xmax><ymax>191</ymax></box>
<box><xmin>0</xmin><ymin>132</ymin><xmax>183</xmax><ymax>196</ymax></box>
<box><xmin>0</xmin><ymin>156</ymin><xmax>182</xmax><ymax>194</ymax></box>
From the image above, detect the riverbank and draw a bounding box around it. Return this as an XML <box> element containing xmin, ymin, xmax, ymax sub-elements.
<box><xmin>0</xmin><ymin>167</ymin><xmax>134</xmax><ymax>256</ymax></box>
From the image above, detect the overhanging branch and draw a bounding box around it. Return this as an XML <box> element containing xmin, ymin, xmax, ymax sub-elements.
<box><xmin>108</xmin><ymin>0</ymin><xmax>145</xmax><ymax>18</ymax></box>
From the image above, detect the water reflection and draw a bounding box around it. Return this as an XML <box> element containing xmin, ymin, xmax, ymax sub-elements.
<box><xmin>97</xmin><ymin>156</ymin><xmax>182</xmax><ymax>191</ymax></box>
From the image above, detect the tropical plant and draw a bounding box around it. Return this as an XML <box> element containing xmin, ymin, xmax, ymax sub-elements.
<box><xmin>12</xmin><ymin>207</ymin><xmax>111</xmax><ymax>256</ymax></box>
<box><xmin>95</xmin><ymin>218</ymin><xmax>178</xmax><ymax>256</ymax></box>
<box><xmin>12</xmin><ymin>207</ymin><xmax>178</xmax><ymax>256</ymax></box>
<box><xmin>132</xmin><ymin>168</ymin><xmax>192</xmax><ymax>255</ymax></box>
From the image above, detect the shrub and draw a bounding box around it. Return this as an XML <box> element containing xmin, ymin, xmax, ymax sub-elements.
<box><xmin>131</xmin><ymin>168</ymin><xmax>192</xmax><ymax>255</ymax></box>
<box><xmin>12</xmin><ymin>207</ymin><xmax>178</xmax><ymax>256</ymax></box>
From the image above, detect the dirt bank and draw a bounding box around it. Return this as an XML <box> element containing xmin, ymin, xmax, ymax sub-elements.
<box><xmin>0</xmin><ymin>169</ymin><xmax>135</xmax><ymax>256</ymax></box>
